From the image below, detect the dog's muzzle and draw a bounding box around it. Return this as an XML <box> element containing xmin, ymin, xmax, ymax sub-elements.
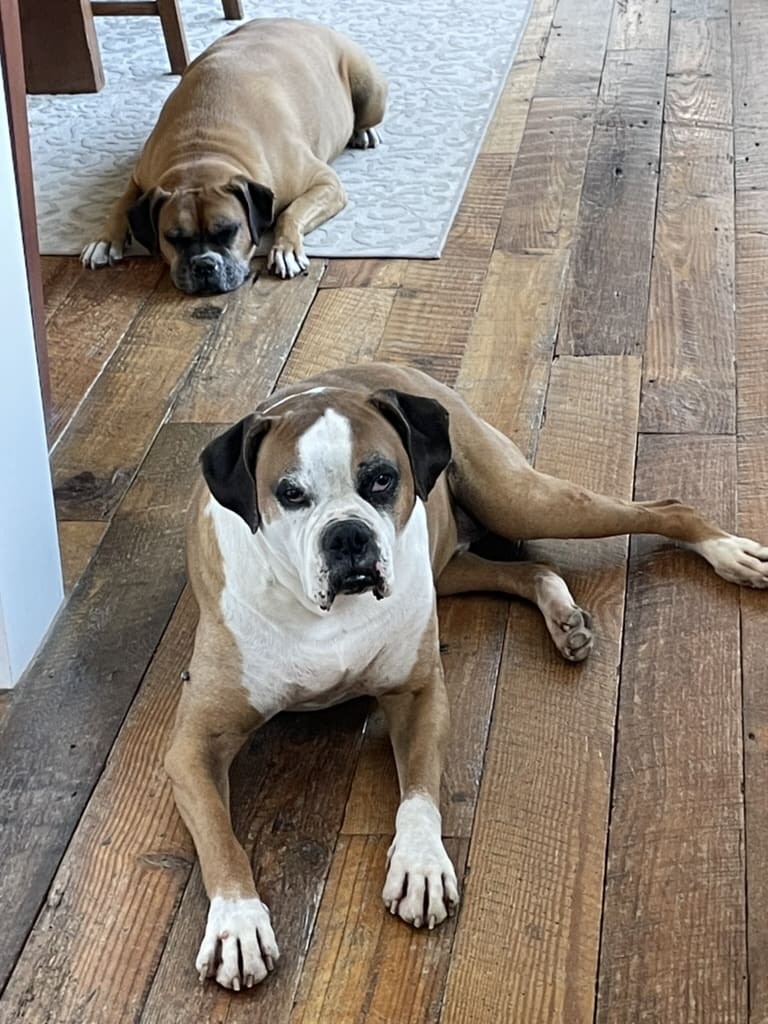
<box><xmin>172</xmin><ymin>250</ymin><xmax>250</xmax><ymax>295</ymax></box>
<box><xmin>321</xmin><ymin>519</ymin><xmax>387</xmax><ymax>606</ymax></box>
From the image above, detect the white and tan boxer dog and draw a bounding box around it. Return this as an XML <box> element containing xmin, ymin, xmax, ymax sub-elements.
<box><xmin>168</xmin><ymin>362</ymin><xmax>768</xmax><ymax>989</ymax></box>
<box><xmin>81</xmin><ymin>19</ymin><xmax>386</xmax><ymax>292</ymax></box>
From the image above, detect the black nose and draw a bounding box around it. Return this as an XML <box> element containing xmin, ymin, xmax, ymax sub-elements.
<box><xmin>191</xmin><ymin>252</ymin><xmax>220</xmax><ymax>272</ymax></box>
<box><xmin>322</xmin><ymin>519</ymin><xmax>374</xmax><ymax>566</ymax></box>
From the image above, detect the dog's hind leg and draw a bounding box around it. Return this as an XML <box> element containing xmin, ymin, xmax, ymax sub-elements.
<box><xmin>437</xmin><ymin>552</ymin><xmax>594</xmax><ymax>662</ymax></box>
<box><xmin>346</xmin><ymin>46</ymin><xmax>387</xmax><ymax>149</ymax></box>
<box><xmin>449</xmin><ymin>420</ymin><xmax>768</xmax><ymax>588</ymax></box>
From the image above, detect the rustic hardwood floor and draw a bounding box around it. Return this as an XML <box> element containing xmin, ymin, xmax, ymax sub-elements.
<box><xmin>1</xmin><ymin>0</ymin><xmax>766</xmax><ymax>1020</ymax></box>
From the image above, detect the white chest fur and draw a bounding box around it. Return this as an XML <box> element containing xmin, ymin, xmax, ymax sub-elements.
<box><xmin>208</xmin><ymin>497</ymin><xmax>436</xmax><ymax>718</ymax></box>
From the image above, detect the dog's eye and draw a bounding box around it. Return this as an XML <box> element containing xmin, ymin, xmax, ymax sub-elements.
<box><xmin>371</xmin><ymin>472</ymin><xmax>395</xmax><ymax>493</ymax></box>
<box><xmin>210</xmin><ymin>224</ymin><xmax>238</xmax><ymax>246</ymax></box>
<box><xmin>276</xmin><ymin>481</ymin><xmax>309</xmax><ymax>508</ymax></box>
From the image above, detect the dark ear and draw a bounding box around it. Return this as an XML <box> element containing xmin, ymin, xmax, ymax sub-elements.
<box><xmin>127</xmin><ymin>187</ymin><xmax>170</xmax><ymax>253</ymax></box>
<box><xmin>228</xmin><ymin>177</ymin><xmax>275</xmax><ymax>244</ymax></box>
<box><xmin>199</xmin><ymin>415</ymin><xmax>271</xmax><ymax>532</ymax></box>
<box><xmin>370</xmin><ymin>389</ymin><xmax>451</xmax><ymax>500</ymax></box>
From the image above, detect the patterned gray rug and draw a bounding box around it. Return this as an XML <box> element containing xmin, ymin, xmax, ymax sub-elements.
<box><xmin>28</xmin><ymin>0</ymin><xmax>532</xmax><ymax>258</ymax></box>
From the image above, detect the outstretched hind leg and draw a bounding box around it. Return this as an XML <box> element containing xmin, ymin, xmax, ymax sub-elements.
<box><xmin>437</xmin><ymin>552</ymin><xmax>594</xmax><ymax>662</ymax></box>
<box><xmin>449</xmin><ymin>421</ymin><xmax>768</xmax><ymax>588</ymax></box>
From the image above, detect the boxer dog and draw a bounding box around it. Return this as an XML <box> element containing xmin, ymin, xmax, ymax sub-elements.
<box><xmin>168</xmin><ymin>362</ymin><xmax>768</xmax><ymax>990</ymax></box>
<box><xmin>81</xmin><ymin>19</ymin><xmax>386</xmax><ymax>291</ymax></box>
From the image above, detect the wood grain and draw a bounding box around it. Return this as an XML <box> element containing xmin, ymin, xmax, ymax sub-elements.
<box><xmin>46</xmin><ymin>258</ymin><xmax>166</xmax><ymax>444</ymax></box>
<box><xmin>734</xmin><ymin>190</ymin><xmax>768</xmax><ymax>435</ymax></box>
<box><xmin>51</xmin><ymin>279</ymin><xmax>225</xmax><ymax>519</ymax></box>
<box><xmin>666</xmin><ymin>14</ymin><xmax>732</xmax><ymax>128</ymax></box>
<box><xmin>735</xmin><ymin>126</ymin><xmax>768</xmax><ymax>1015</ymax></box>
<box><xmin>441</xmin><ymin>355</ymin><xmax>642</xmax><ymax>1024</ymax></box>
<box><xmin>481</xmin><ymin>59</ymin><xmax>540</xmax><ymax>157</ymax></box>
<box><xmin>320</xmin><ymin>259</ymin><xmax>406</xmax><ymax>290</ymax></box>
<box><xmin>0</xmin><ymin>589</ymin><xmax>198</xmax><ymax>1024</ymax></box>
<box><xmin>596</xmin><ymin>434</ymin><xmax>746</xmax><ymax>1024</ymax></box>
<box><xmin>738</xmin><ymin>436</ymin><xmax>768</xmax><ymax>1020</ymax></box>
<box><xmin>278</xmin><ymin>287</ymin><xmax>397</xmax><ymax>385</ymax></box>
<box><xmin>732</xmin><ymin>0</ymin><xmax>768</xmax><ymax>129</ymax></box>
<box><xmin>607</xmin><ymin>0</ymin><xmax>671</xmax><ymax>50</ymax></box>
<box><xmin>534</xmin><ymin>0</ymin><xmax>614</xmax><ymax>98</ymax></box>
<box><xmin>290</xmin><ymin>836</ymin><xmax>468</xmax><ymax>1024</ymax></box>
<box><xmin>453</xmin><ymin>250</ymin><xmax>567</xmax><ymax>458</ymax></box>
<box><xmin>170</xmin><ymin>261</ymin><xmax>325</xmax><ymax>423</ymax></box>
<box><xmin>496</xmin><ymin>97</ymin><xmax>595</xmax><ymax>253</ymax></box>
<box><xmin>0</xmin><ymin>422</ymin><xmax>216</xmax><ymax>992</ymax></box>
<box><xmin>559</xmin><ymin>49</ymin><xmax>665</xmax><ymax>355</ymax></box>
<box><xmin>57</xmin><ymin>519</ymin><xmax>107</xmax><ymax>591</ymax></box>
<box><xmin>639</xmin><ymin>124</ymin><xmax>735</xmax><ymax>433</ymax></box>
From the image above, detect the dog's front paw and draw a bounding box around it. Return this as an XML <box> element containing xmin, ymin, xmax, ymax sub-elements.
<box><xmin>382</xmin><ymin>794</ymin><xmax>459</xmax><ymax>929</ymax></box>
<box><xmin>196</xmin><ymin>895</ymin><xmax>279</xmax><ymax>990</ymax></box>
<box><xmin>268</xmin><ymin>242</ymin><xmax>310</xmax><ymax>279</ymax></box>
<box><xmin>80</xmin><ymin>238</ymin><xmax>125</xmax><ymax>269</ymax></box>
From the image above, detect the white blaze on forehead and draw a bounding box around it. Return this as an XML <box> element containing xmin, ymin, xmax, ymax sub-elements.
<box><xmin>297</xmin><ymin>409</ymin><xmax>355</xmax><ymax>496</ymax></box>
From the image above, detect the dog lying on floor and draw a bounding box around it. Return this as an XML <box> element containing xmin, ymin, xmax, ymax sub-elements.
<box><xmin>166</xmin><ymin>362</ymin><xmax>768</xmax><ymax>989</ymax></box>
<box><xmin>81</xmin><ymin>19</ymin><xmax>386</xmax><ymax>292</ymax></box>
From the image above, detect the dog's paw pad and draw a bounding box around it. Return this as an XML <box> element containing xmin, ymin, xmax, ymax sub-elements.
<box><xmin>196</xmin><ymin>896</ymin><xmax>279</xmax><ymax>990</ymax></box>
<box><xmin>551</xmin><ymin>605</ymin><xmax>594</xmax><ymax>662</ymax></box>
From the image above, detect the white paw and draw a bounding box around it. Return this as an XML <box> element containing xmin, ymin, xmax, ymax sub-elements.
<box><xmin>268</xmin><ymin>243</ymin><xmax>310</xmax><ymax>279</ymax></box>
<box><xmin>693</xmin><ymin>534</ymin><xmax>768</xmax><ymax>588</ymax></box>
<box><xmin>349</xmin><ymin>127</ymin><xmax>381</xmax><ymax>149</ymax></box>
<box><xmin>382</xmin><ymin>794</ymin><xmax>459</xmax><ymax>929</ymax></box>
<box><xmin>196</xmin><ymin>895</ymin><xmax>279</xmax><ymax>990</ymax></box>
<box><xmin>80</xmin><ymin>239</ymin><xmax>124</xmax><ymax>269</ymax></box>
<box><xmin>536</xmin><ymin>573</ymin><xmax>594</xmax><ymax>662</ymax></box>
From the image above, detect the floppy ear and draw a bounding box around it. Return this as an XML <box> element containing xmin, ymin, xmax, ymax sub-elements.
<box><xmin>199</xmin><ymin>415</ymin><xmax>272</xmax><ymax>532</ymax></box>
<box><xmin>370</xmin><ymin>389</ymin><xmax>452</xmax><ymax>500</ymax></box>
<box><xmin>228</xmin><ymin>177</ymin><xmax>275</xmax><ymax>244</ymax></box>
<box><xmin>127</xmin><ymin>187</ymin><xmax>170</xmax><ymax>253</ymax></box>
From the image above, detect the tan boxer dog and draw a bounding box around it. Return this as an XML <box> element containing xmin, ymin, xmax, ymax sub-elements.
<box><xmin>168</xmin><ymin>362</ymin><xmax>768</xmax><ymax>989</ymax></box>
<box><xmin>81</xmin><ymin>19</ymin><xmax>386</xmax><ymax>292</ymax></box>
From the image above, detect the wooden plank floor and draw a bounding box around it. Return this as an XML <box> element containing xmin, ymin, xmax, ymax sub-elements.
<box><xmin>2</xmin><ymin>0</ymin><xmax>766</xmax><ymax>1019</ymax></box>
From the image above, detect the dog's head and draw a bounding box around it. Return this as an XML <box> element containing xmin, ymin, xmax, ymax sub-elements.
<box><xmin>128</xmin><ymin>177</ymin><xmax>274</xmax><ymax>294</ymax></box>
<box><xmin>200</xmin><ymin>388</ymin><xmax>451</xmax><ymax>610</ymax></box>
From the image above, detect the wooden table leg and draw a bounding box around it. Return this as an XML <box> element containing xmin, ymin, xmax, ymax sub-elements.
<box><xmin>221</xmin><ymin>0</ymin><xmax>244</xmax><ymax>19</ymax></box>
<box><xmin>156</xmin><ymin>0</ymin><xmax>189</xmax><ymax>74</ymax></box>
<box><xmin>19</xmin><ymin>0</ymin><xmax>103</xmax><ymax>93</ymax></box>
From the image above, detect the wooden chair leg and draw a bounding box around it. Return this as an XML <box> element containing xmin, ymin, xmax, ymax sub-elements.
<box><xmin>156</xmin><ymin>0</ymin><xmax>189</xmax><ymax>74</ymax></box>
<box><xmin>221</xmin><ymin>0</ymin><xmax>243</xmax><ymax>19</ymax></box>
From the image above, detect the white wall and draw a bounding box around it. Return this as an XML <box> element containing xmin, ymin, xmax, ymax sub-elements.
<box><xmin>0</xmin><ymin>61</ymin><xmax>63</xmax><ymax>687</ymax></box>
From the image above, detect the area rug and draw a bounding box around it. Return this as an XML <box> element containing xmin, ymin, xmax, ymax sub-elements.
<box><xmin>27</xmin><ymin>0</ymin><xmax>532</xmax><ymax>259</ymax></box>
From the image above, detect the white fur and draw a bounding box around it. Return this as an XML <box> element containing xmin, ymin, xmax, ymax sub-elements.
<box><xmin>208</xmin><ymin>408</ymin><xmax>436</xmax><ymax>717</ymax></box>
<box><xmin>690</xmin><ymin>534</ymin><xmax>768</xmax><ymax>588</ymax></box>
<box><xmin>81</xmin><ymin>238</ymin><xmax>123</xmax><ymax>267</ymax></box>
<box><xmin>382</xmin><ymin>793</ymin><xmax>459</xmax><ymax>929</ymax></box>
<box><xmin>196</xmin><ymin>895</ymin><xmax>279</xmax><ymax>990</ymax></box>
